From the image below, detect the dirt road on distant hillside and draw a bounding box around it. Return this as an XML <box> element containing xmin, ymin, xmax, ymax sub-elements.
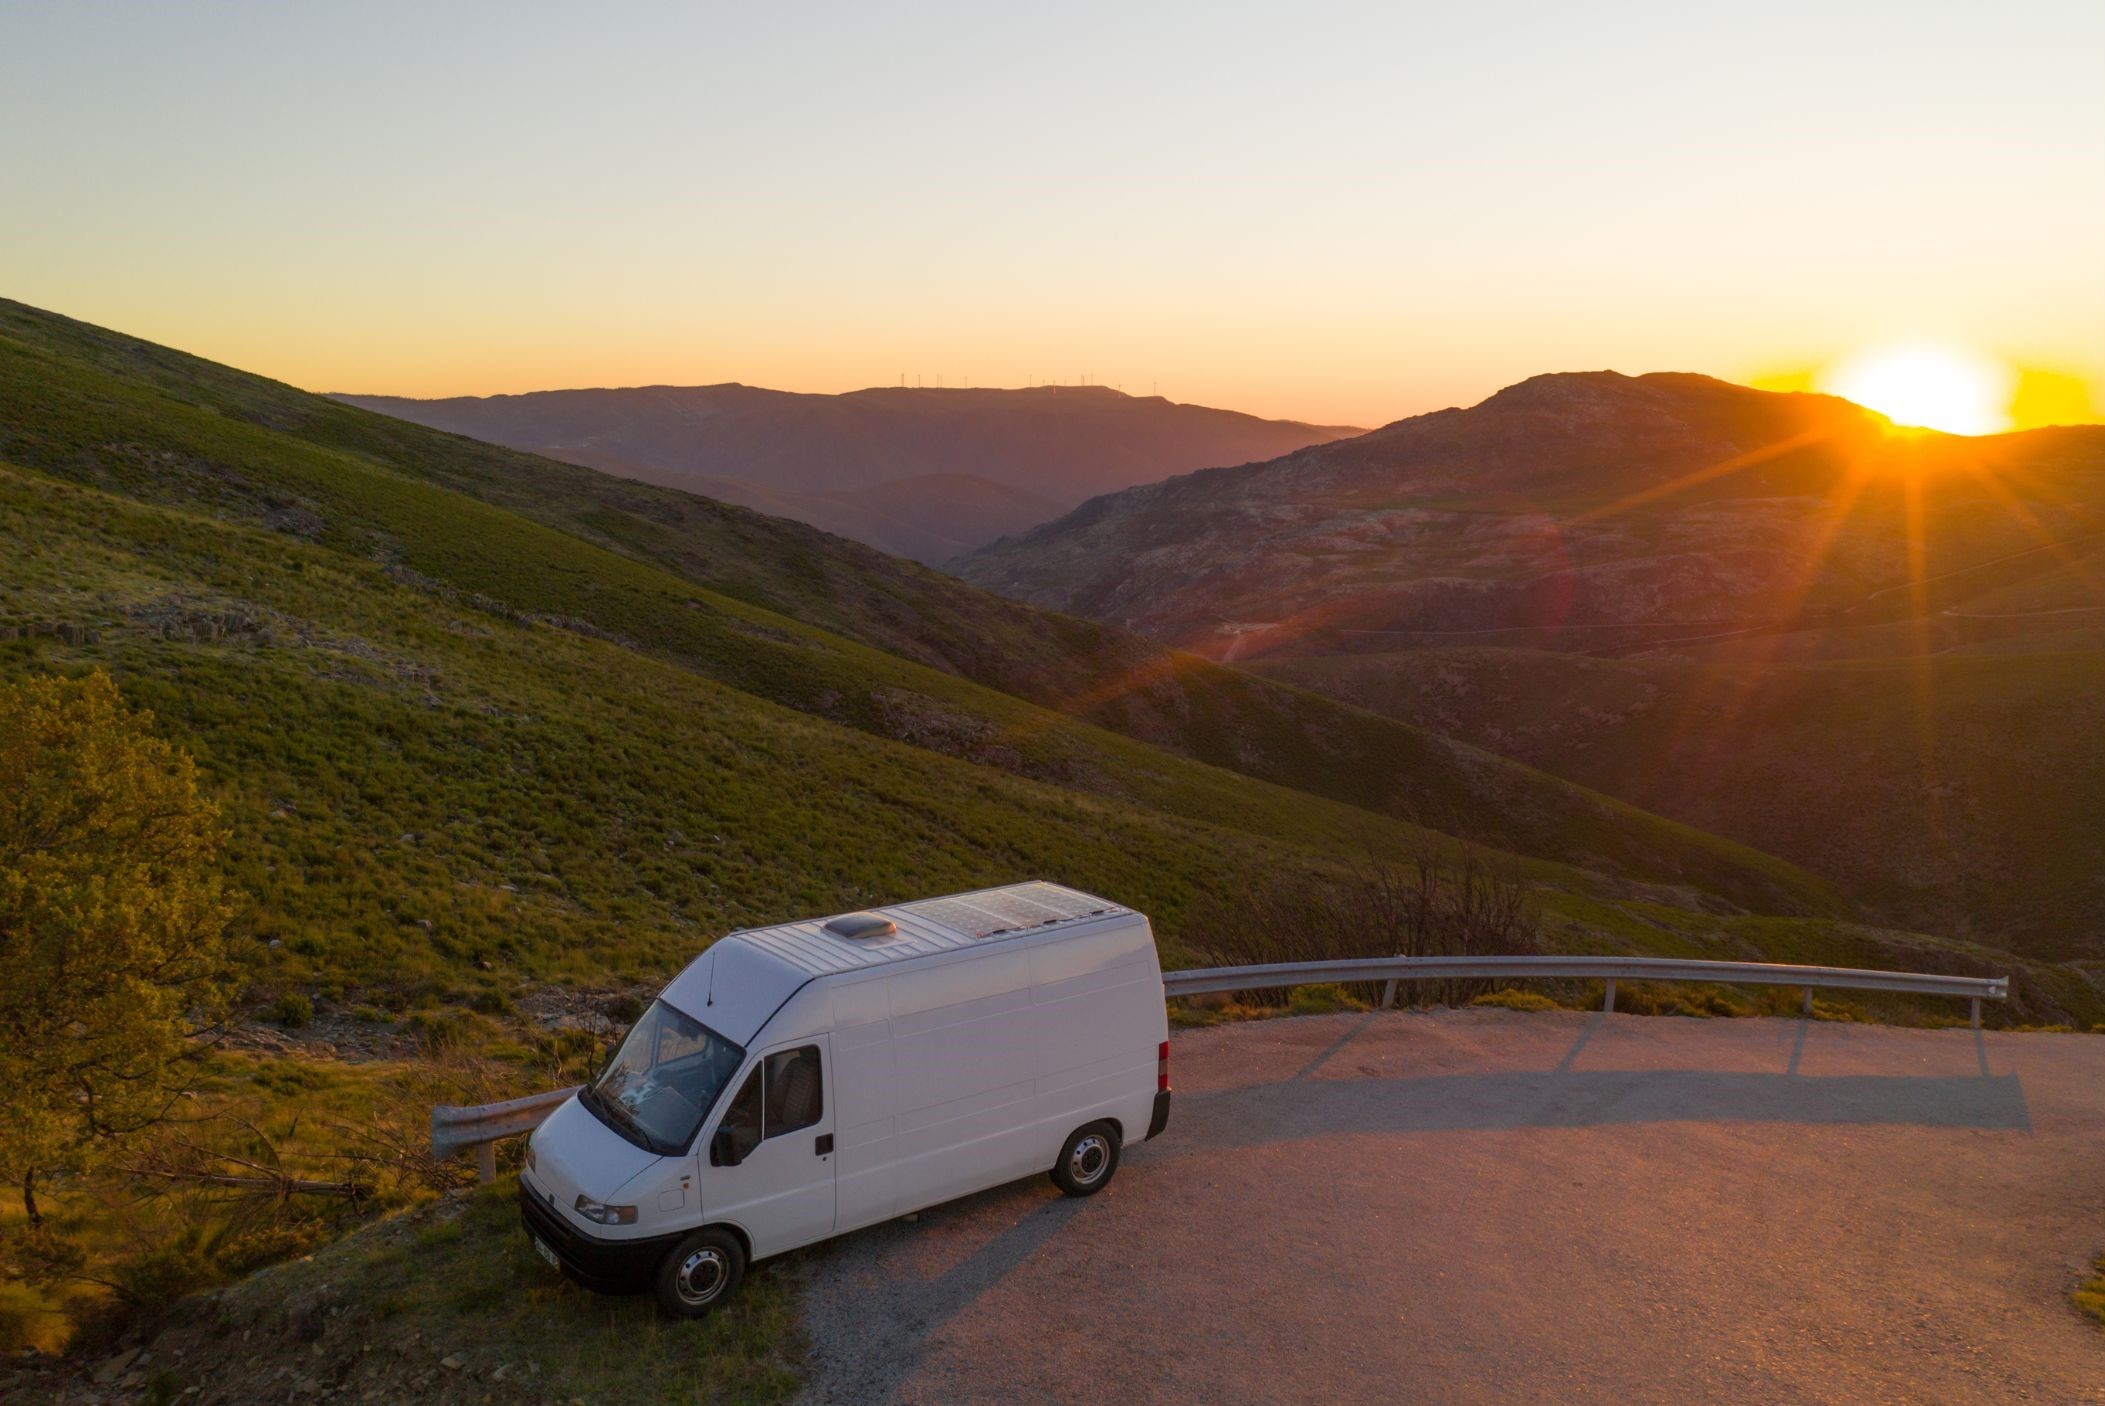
<box><xmin>793</xmin><ymin>1009</ymin><xmax>2105</xmax><ymax>1405</ymax></box>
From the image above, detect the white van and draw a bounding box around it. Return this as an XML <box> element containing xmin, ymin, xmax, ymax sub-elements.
<box><xmin>519</xmin><ymin>881</ymin><xmax>1170</xmax><ymax>1316</ymax></box>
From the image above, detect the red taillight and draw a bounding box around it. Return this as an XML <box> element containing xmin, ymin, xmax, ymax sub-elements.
<box><xmin>1157</xmin><ymin>1039</ymin><xmax>1170</xmax><ymax>1093</ymax></box>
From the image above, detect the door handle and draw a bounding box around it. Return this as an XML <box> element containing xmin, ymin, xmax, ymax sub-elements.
<box><xmin>815</xmin><ymin>1133</ymin><xmax>833</xmax><ymax>1156</ymax></box>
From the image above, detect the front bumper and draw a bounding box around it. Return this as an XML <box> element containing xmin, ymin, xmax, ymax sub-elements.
<box><xmin>518</xmin><ymin>1179</ymin><xmax>681</xmax><ymax>1294</ymax></box>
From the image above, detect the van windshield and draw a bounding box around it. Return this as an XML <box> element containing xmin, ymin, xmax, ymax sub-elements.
<box><xmin>581</xmin><ymin>1001</ymin><xmax>744</xmax><ymax>1156</ymax></box>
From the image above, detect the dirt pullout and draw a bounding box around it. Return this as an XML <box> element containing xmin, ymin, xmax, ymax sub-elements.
<box><xmin>793</xmin><ymin>1008</ymin><xmax>2105</xmax><ymax>1405</ymax></box>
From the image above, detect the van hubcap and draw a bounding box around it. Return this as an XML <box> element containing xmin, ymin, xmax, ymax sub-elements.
<box><xmin>677</xmin><ymin>1247</ymin><xmax>727</xmax><ymax>1305</ymax></box>
<box><xmin>1069</xmin><ymin>1133</ymin><xmax>1110</xmax><ymax>1184</ymax></box>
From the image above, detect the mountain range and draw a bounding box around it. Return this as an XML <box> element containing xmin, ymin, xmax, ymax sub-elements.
<box><xmin>334</xmin><ymin>382</ymin><xmax>1358</xmax><ymax>563</ymax></box>
<box><xmin>10</xmin><ymin>296</ymin><xmax>2085</xmax><ymax>1029</ymax></box>
<box><xmin>955</xmin><ymin>372</ymin><xmax>2105</xmax><ymax>955</ymax></box>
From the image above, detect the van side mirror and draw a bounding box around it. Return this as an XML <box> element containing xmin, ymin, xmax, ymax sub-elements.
<box><xmin>710</xmin><ymin>1128</ymin><xmax>744</xmax><ymax>1168</ymax></box>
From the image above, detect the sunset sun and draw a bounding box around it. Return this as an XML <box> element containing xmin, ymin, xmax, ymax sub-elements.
<box><xmin>1818</xmin><ymin>343</ymin><xmax>2015</xmax><ymax>436</ymax></box>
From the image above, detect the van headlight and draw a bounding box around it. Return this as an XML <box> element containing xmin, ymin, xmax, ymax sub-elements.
<box><xmin>574</xmin><ymin>1194</ymin><xmax>637</xmax><ymax>1226</ymax></box>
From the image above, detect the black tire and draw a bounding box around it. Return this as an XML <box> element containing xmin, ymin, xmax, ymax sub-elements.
<box><xmin>1049</xmin><ymin>1121</ymin><xmax>1120</xmax><ymax>1197</ymax></box>
<box><xmin>653</xmin><ymin>1227</ymin><xmax>746</xmax><ymax>1319</ymax></box>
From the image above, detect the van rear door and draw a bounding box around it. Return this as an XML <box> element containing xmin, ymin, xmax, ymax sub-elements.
<box><xmin>702</xmin><ymin>1034</ymin><xmax>837</xmax><ymax>1257</ymax></box>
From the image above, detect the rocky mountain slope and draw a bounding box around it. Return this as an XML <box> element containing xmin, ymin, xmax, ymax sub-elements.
<box><xmin>955</xmin><ymin>372</ymin><xmax>2105</xmax><ymax>657</ymax></box>
<box><xmin>956</xmin><ymin>372</ymin><xmax>2105</xmax><ymax>955</ymax></box>
<box><xmin>336</xmin><ymin>382</ymin><xmax>1358</xmax><ymax>562</ymax></box>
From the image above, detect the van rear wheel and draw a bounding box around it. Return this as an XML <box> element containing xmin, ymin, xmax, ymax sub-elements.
<box><xmin>1051</xmin><ymin>1122</ymin><xmax>1120</xmax><ymax>1196</ymax></box>
<box><xmin>654</xmin><ymin>1227</ymin><xmax>745</xmax><ymax>1319</ymax></box>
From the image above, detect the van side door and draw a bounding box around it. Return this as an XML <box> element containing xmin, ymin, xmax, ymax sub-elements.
<box><xmin>701</xmin><ymin>1034</ymin><xmax>836</xmax><ymax>1257</ymax></box>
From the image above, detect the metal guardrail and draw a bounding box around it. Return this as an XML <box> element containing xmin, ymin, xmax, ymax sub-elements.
<box><xmin>432</xmin><ymin>1085</ymin><xmax>579</xmax><ymax>1183</ymax></box>
<box><xmin>430</xmin><ymin>955</ymin><xmax>2007</xmax><ymax>1180</ymax></box>
<box><xmin>1164</xmin><ymin>954</ymin><xmax>2008</xmax><ymax>1016</ymax></box>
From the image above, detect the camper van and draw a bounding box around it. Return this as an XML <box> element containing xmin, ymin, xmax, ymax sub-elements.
<box><xmin>518</xmin><ymin>881</ymin><xmax>1170</xmax><ymax>1316</ymax></box>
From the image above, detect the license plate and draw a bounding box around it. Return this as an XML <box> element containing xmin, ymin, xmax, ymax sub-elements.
<box><xmin>531</xmin><ymin>1235</ymin><xmax>559</xmax><ymax>1271</ymax></box>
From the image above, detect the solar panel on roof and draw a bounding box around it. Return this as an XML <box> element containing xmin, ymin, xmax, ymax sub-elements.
<box><xmin>902</xmin><ymin>882</ymin><xmax>1119</xmax><ymax>939</ymax></box>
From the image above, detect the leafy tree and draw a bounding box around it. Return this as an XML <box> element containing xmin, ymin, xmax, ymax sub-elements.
<box><xmin>0</xmin><ymin>671</ymin><xmax>236</xmax><ymax>1224</ymax></box>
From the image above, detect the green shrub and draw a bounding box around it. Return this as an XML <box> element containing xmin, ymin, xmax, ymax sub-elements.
<box><xmin>270</xmin><ymin>992</ymin><xmax>313</xmax><ymax>1028</ymax></box>
<box><xmin>216</xmin><ymin>1221</ymin><xmax>331</xmax><ymax>1277</ymax></box>
<box><xmin>2077</xmin><ymin>1254</ymin><xmax>2105</xmax><ymax>1327</ymax></box>
<box><xmin>0</xmin><ymin>1279</ymin><xmax>69</xmax><ymax>1355</ymax></box>
<box><xmin>601</xmin><ymin>992</ymin><xmax>646</xmax><ymax>1025</ymax></box>
<box><xmin>1285</xmin><ymin>983</ymin><xmax>1363</xmax><ymax>1015</ymax></box>
<box><xmin>114</xmin><ymin>1236</ymin><xmax>219</xmax><ymax>1309</ymax></box>
<box><xmin>1470</xmin><ymin>988</ymin><xmax>1563</xmax><ymax>1013</ymax></box>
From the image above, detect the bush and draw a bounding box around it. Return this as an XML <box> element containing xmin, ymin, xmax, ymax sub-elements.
<box><xmin>601</xmin><ymin>992</ymin><xmax>646</xmax><ymax>1025</ymax></box>
<box><xmin>1186</xmin><ymin>842</ymin><xmax>1540</xmax><ymax>1009</ymax></box>
<box><xmin>113</xmin><ymin>1236</ymin><xmax>219</xmax><ymax>1310</ymax></box>
<box><xmin>0</xmin><ymin>1279</ymin><xmax>70</xmax><ymax>1355</ymax></box>
<box><xmin>1470</xmin><ymin>988</ymin><xmax>1564</xmax><ymax>1013</ymax></box>
<box><xmin>271</xmin><ymin>992</ymin><xmax>313</xmax><ymax>1028</ymax></box>
<box><xmin>2078</xmin><ymin>1254</ymin><xmax>2105</xmax><ymax>1327</ymax></box>
<box><xmin>1285</xmin><ymin>983</ymin><xmax>1363</xmax><ymax>1016</ymax></box>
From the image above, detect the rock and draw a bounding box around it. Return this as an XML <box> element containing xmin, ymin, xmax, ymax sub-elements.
<box><xmin>439</xmin><ymin>1354</ymin><xmax>466</xmax><ymax>1371</ymax></box>
<box><xmin>92</xmin><ymin>1348</ymin><xmax>141</xmax><ymax>1384</ymax></box>
<box><xmin>488</xmin><ymin>1363</ymin><xmax>510</xmax><ymax>1382</ymax></box>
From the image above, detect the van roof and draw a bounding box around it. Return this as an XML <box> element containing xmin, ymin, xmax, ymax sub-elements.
<box><xmin>736</xmin><ymin>880</ymin><xmax>1131</xmax><ymax>978</ymax></box>
<box><xmin>659</xmin><ymin>882</ymin><xmax>1133</xmax><ymax>1042</ymax></box>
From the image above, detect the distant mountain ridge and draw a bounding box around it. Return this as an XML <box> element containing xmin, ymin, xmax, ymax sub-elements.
<box><xmin>955</xmin><ymin>370</ymin><xmax>2105</xmax><ymax>654</ymax></box>
<box><xmin>334</xmin><ymin>381</ymin><xmax>1360</xmax><ymax>562</ymax></box>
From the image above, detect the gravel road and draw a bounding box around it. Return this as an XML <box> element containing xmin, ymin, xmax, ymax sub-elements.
<box><xmin>792</xmin><ymin>1008</ymin><xmax>2105</xmax><ymax>1405</ymax></box>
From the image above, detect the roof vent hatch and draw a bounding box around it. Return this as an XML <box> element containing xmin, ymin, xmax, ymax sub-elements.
<box><xmin>824</xmin><ymin>912</ymin><xmax>899</xmax><ymax>941</ymax></box>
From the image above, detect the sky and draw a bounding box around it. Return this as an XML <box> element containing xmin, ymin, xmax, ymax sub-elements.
<box><xmin>3</xmin><ymin>0</ymin><xmax>2100</xmax><ymax>429</ymax></box>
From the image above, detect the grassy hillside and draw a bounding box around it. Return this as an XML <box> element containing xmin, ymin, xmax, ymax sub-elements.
<box><xmin>0</xmin><ymin>297</ymin><xmax>1849</xmax><ymax>919</ymax></box>
<box><xmin>1251</xmin><ymin>645</ymin><xmax>2105</xmax><ymax>958</ymax></box>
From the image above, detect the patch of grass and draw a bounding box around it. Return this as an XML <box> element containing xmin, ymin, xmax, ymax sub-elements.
<box><xmin>2078</xmin><ymin>1253</ymin><xmax>2105</xmax><ymax>1327</ymax></box>
<box><xmin>256</xmin><ymin>1180</ymin><xmax>799</xmax><ymax>1404</ymax></box>
<box><xmin>0</xmin><ymin>1048</ymin><xmax>545</xmax><ymax>1352</ymax></box>
<box><xmin>1284</xmin><ymin>983</ymin><xmax>1365</xmax><ymax>1016</ymax></box>
<box><xmin>0</xmin><ymin>1280</ymin><xmax>71</xmax><ymax>1355</ymax></box>
<box><xmin>1470</xmin><ymin>988</ymin><xmax>1565</xmax><ymax>1013</ymax></box>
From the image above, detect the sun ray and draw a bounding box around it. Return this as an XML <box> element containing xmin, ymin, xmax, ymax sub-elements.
<box><xmin>1947</xmin><ymin>452</ymin><xmax>2105</xmax><ymax>599</ymax></box>
<box><xmin>1900</xmin><ymin>474</ymin><xmax>1948</xmax><ymax>852</ymax></box>
<box><xmin>1644</xmin><ymin>462</ymin><xmax>1876</xmax><ymax>783</ymax></box>
<box><xmin>1568</xmin><ymin>429</ymin><xmax>1834</xmax><ymax>527</ymax></box>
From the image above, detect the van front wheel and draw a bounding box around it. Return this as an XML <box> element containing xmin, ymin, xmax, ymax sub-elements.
<box><xmin>1051</xmin><ymin>1122</ymin><xmax>1120</xmax><ymax>1197</ymax></box>
<box><xmin>654</xmin><ymin>1227</ymin><xmax>746</xmax><ymax>1319</ymax></box>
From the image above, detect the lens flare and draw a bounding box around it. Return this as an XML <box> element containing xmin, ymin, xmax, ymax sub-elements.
<box><xmin>1817</xmin><ymin>343</ymin><xmax>2014</xmax><ymax>435</ymax></box>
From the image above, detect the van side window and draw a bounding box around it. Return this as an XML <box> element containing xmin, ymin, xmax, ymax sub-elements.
<box><xmin>763</xmin><ymin>1045</ymin><xmax>823</xmax><ymax>1139</ymax></box>
<box><xmin>717</xmin><ymin>1066</ymin><xmax>762</xmax><ymax>1163</ymax></box>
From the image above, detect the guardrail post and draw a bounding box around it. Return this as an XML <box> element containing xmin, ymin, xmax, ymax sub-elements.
<box><xmin>1970</xmin><ymin>997</ymin><xmax>1980</xmax><ymax>1031</ymax></box>
<box><xmin>1802</xmin><ymin>987</ymin><xmax>1813</xmax><ymax>1017</ymax></box>
<box><xmin>1380</xmin><ymin>979</ymin><xmax>1398</xmax><ymax>1010</ymax></box>
<box><xmin>1603</xmin><ymin>979</ymin><xmax>1616</xmax><ymax>1014</ymax></box>
<box><xmin>477</xmin><ymin>1141</ymin><xmax>497</xmax><ymax>1185</ymax></box>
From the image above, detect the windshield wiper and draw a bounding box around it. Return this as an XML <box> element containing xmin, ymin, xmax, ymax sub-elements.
<box><xmin>582</xmin><ymin>1083</ymin><xmax>655</xmax><ymax>1150</ymax></box>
